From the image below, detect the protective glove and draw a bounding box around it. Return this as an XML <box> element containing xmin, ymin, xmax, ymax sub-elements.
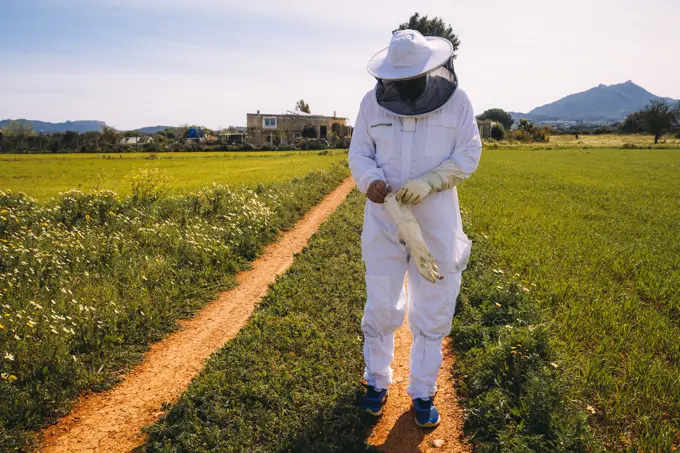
<box><xmin>396</xmin><ymin>158</ymin><xmax>468</xmax><ymax>205</ymax></box>
<box><xmin>384</xmin><ymin>193</ymin><xmax>442</xmax><ymax>283</ymax></box>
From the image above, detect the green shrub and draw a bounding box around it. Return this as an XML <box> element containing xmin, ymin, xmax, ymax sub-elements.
<box><xmin>491</xmin><ymin>123</ymin><xmax>506</xmax><ymax>140</ymax></box>
<box><xmin>127</xmin><ymin>167</ymin><xmax>169</xmax><ymax>203</ymax></box>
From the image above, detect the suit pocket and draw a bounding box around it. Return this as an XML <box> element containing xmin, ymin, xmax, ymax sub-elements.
<box><xmin>369</xmin><ymin>123</ymin><xmax>394</xmax><ymax>164</ymax></box>
<box><xmin>425</xmin><ymin>115</ymin><xmax>455</xmax><ymax>157</ymax></box>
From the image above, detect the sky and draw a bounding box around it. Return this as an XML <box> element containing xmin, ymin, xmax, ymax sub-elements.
<box><xmin>1</xmin><ymin>0</ymin><xmax>679</xmax><ymax>130</ymax></box>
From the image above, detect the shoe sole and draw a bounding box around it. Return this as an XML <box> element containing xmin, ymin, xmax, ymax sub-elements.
<box><xmin>361</xmin><ymin>393</ymin><xmax>388</xmax><ymax>417</ymax></box>
<box><xmin>415</xmin><ymin>414</ymin><xmax>441</xmax><ymax>428</ymax></box>
<box><xmin>364</xmin><ymin>407</ymin><xmax>384</xmax><ymax>416</ymax></box>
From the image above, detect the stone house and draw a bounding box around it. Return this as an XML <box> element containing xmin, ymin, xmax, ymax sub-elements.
<box><xmin>119</xmin><ymin>137</ymin><xmax>154</xmax><ymax>146</ymax></box>
<box><xmin>477</xmin><ymin>120</ymin><xmax>498</xmax><ymax>139</ymax></box>
<box><xmin>246</xmin><ymin>110</ymin><xmax>349</xmax><ymax>146</ymax></box>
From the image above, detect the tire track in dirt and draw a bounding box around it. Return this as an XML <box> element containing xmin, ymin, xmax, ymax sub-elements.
<box><xmin>39</xmin><ymin>177</ymin><xmax>355</xmax><ymax>453</ymax></box>
<box><xmin>367</xmin><ymin>279</ymin><xmax>471</xmax><ymax>453</ymax></box>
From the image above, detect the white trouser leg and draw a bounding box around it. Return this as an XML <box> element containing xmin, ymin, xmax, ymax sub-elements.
<box><xmin>407</xmin><ymin>269</ymin><xmax>462</xmax><ymax>399</ymax></box>
<box><xmin>362</xmin><ymin>265</ymin><xmax>408</xmax><ymax>390</ymax></box>
<box><xmin>361</xmin><ymin>203</ymin><xmax>409</xmax><ymax>390</ymax></box>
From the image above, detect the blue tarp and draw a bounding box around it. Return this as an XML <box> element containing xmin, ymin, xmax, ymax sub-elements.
<box><xmin>187</xmin><ymin>127</ymin><xmax>203</xmax><ymax>139</ymax></box>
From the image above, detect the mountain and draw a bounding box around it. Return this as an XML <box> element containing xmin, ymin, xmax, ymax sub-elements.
<box><xmin>512</xmin><ymin>81</ymin><xmax>679</xmax><ymax>124</ymax></box>
<box><xmin>0</xmin><ymin>119</ymin><xmax>107</xmax><ymax>133</ymax></box>
<box><xmin>134</xmin><ymin>126</ymin><xmax>173</xmax><ymax>134</ymax></box>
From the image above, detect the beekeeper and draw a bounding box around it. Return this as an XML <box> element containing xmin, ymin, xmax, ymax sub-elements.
<box><xmin>349</xmin><ymin>29</ymin><xmax>482</xmax><ymax>428</ymax></box>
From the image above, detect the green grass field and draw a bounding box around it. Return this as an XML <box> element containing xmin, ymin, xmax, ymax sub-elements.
<box><xmin>460</xmin><ymin>148</ymin><xmax>680</xmax><ymax>451</ymax></box>
<box><xmin>0</xmin><ymin>164</ymin><xmax>348</xmax><ymax>451</ymax></box>
<box><xmin>484</xmin><ymin>133</ymin><xmax>680</xmax><ymax>150</ymax></box>
<box><xmin>0</xmin><ymin>151</ymin><xmax>347</xmax><ymax>201</ymax></box>
<box><xmin>142</xmin><ymin>148</ymin><xmax>680</xmax><ymax>452</ymax></box>
<box><xmin>2</xmin><ymin>147</ymin><xmax>678</xmax><ymax>451</ymax></box>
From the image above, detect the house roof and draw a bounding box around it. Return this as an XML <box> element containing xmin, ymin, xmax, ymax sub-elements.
<box><xmin>247</xmin><ymin>112</ymin><xmax>348</xmax><ymax>120</ymax></box>
<box><xmin>120</xmin><ymin>137</ymin><xmax>152</xmax><ymax>145</ymax></box>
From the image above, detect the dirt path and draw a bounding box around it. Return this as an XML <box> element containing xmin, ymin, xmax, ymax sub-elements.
<box><xmin>368</xmin><ymin>281</ymin><xmax>470</xmax><ymax>453</ymax></box>
<box><xmin>39</xmin><ymin>178</ymin><xmax>355</xmax><ymax>453</ymax></box>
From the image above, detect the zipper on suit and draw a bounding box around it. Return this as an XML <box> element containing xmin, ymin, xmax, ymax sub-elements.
<box><xmin>400</xmin><ymin>117</ymin><xmax>416</xmax><ymax>181</ymax></box>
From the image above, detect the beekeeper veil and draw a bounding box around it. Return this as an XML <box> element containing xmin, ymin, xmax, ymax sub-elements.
<box><xmin>367</xmin><ymin>30</ymin><xmax>457</xmax><ymax>117</ymax></box>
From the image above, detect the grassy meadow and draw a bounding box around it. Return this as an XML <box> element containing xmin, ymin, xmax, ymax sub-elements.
<box><xmin>549</xmin><ymin>133</ymin><xmax>680</xmax><ymax>148</ymax></box>
<box><xmin>2</xmin><ymin>145</ymin><xmax>678</xmax><ymax>451</ymax></box>
<box><xmin>0</xmin><ymin>151</ymin><xmax>347</xmax><ymax>201</ymax></box>
<box><xmin>484</xmin><ymin>133</ymin><xmax>680</xmax><ymax>150</ymax></box>
<box><xmin>142</xmin><ymin>148</ymin><xmax>680</xmax><ymax>452</ymax></box>
<box><xmin>460</xmin><ymin>148</ymin><xmax>680</xmax><ymax>451</ymax></box>
<box><xmin>0</xmin><ymin>163</ymin><xmax>348</xmax><ymax>451</ymax></box>
<box><xmin>143</xmin><ymin>191</ymin><xmax>372</xmax><ymax>453</ymax></box>
<box><xmin>141</xmin><ymin>189</ymin><xmax>591</xmax><ymax>453</ymax></box>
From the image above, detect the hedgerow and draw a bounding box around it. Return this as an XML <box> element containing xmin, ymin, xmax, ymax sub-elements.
<box><xmin>143</xmin><ymin>190</ymin><xmax>376</xmax><ymax>453</ymax></box>
<box><xmin>0</xmin><ymin>164</ymin><xmax>348</xmax><ymax>451</ymax></box>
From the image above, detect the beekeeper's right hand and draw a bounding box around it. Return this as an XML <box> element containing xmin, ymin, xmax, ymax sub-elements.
<box><xmin>367</xmin><ymin>179</ymin><xmax>390</xmax><ymax>204</ymax></box>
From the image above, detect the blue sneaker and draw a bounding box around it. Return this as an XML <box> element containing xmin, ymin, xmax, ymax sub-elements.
<box><xmin>360</xmin><ymin>382</ymin><xmax>388</xmax><ymax>416</ymax></box>
<box><xmin>413</xmin><ymin>397</ymin><xmax>441</xmax><ymax>428</ymax></box>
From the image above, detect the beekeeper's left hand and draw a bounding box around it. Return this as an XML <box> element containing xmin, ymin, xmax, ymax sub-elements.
<box><xmin>396</xmin><ymin>173</ymin><xmax>440</xmax><ymax>205</ymax></box>
<box><xmin>396</xmin><ymin>159</ymin><xmax>468</xmax><ymax>205</ymax></box>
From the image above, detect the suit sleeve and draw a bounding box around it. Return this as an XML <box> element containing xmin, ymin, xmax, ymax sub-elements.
<box><xmin>348</xmin><ymin>99</ymin><xmax>386</xmax><ymax>194</ymax></box>
<box><xmin>423</xmin><ymin>90</ymin><xmax>483</xmax><ymax>191</ymax></box>
<box><xmin>450</xmin><ymin>90</ymin><xmax>482</xmax><ymax>178</ymax></box>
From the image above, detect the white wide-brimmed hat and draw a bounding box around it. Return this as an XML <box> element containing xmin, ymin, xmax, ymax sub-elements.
<box><xmin>367</xmin><ymin>29</ymin><xmax>453</xmax><ymax>81</ymax></box>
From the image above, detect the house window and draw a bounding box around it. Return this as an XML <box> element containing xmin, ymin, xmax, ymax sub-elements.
<box><xmin>263</xmin><ymin>117</ymin><xmax>277</xmax><ymax>128</ymax></box>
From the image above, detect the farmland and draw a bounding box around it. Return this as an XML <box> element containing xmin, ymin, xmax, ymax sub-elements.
<box><xmin>484</xmin><ymin>133</ymin><xmax>680</xmax><ymax>150</ymax></box>
<box><xmin>144</xmin><ymin>148</ymin><xmax>679</xmax><ymax>452</ymax></box>
<box><xmin>0</xmin><ymin>151</ymin><xmax>347</xmax><ymax>201</ymax></box>
<box><xmin>1</xmin><ymin>147</ymin><xmax>678</xmax><ymax>452</ymax></box>
<box><xmin>0</xmin><ymin>161</ymin><xmax>348</xmax><ymax>451</ymax></box>
<box><xmin>459</xmin><ymin>148</ymin><xmax>680</xmax><ymax>451</ymax></box>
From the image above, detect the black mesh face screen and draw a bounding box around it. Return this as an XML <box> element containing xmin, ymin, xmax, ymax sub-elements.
<box><xmin>393</xmin><ymin>76</ymin><xmax>428</xmax><ymax>101</ymax></box>
<box><xmin>375</xmin><ymin>60</ymin><xmax>458</xmax><ymax>117</ymax></box>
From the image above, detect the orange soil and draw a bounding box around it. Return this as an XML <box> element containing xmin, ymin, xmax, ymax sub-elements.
<box><xmin>368</xmin><ymin>281</ymin><xmax>471</xmax><ymax>453</ymax></box>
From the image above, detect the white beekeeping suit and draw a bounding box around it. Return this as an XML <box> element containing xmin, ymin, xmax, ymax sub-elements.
<box><xmin>349</xmin><ymin>29</ymin><xmax>482</xmax><ymax>402</ymax></box>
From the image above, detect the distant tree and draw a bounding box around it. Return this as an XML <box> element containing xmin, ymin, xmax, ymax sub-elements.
<box><xmin>63</xmin><ymin>130</ymin><xmax>79</xmax><ymax>150</ymax></box>
<box><xmin>100</xmin><ymin>126</ymin><xmax>119</xmax><ymax>147</ymax></box>
<box><xmin>3</xmin><ymin>120</ymin><xmax>33</xmax><ymax>151</ymax></box>
<box><xmin>0</xmin><ymin>131</ymin><xmax>4</xmax><ymax>153</ymax></box>
<box><xmin>517</xmin><ymin>119</ymin><xmax>535</xmax><ymax>133</ymax></box>
<box><xmin>640</xmin><ymin>100</ymin><xmax>680</xmax><ymax>144</ymax></box>
<box><xmin>3</xmin><ymin>120</ymin><xmax>33</xmax><ymax>137</ymax></box>
<box><xmin>620</xmin><ymin>111</ymin><xmax>646</xmax><ymax>134</ymax></box>
<box><xmin>394</xmin><ymin>13</ymin><xmax>460</xmax><ymax>58</ymax></box>
<box><xmin>296</xmin><ymin>99</ymin><xmax>311</xmax><ymax>114</ymax></box>
<box><xmin>477</xmin><ymin>108</ymin><xmax>514</xmax><ymax>130</ymax></box>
